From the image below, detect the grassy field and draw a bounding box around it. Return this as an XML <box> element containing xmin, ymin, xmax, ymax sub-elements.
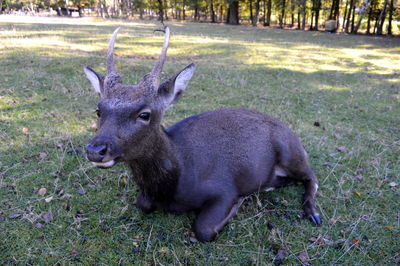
<box><xmin>0</xmin><ymin>15</ymin><xmax>399</xmax><ymax>264</ymax></box>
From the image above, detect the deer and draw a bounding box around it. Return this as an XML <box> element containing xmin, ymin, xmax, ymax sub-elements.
<box><xmin>84</xmin><ymin>26</ymin><xmax>321</xmax><ymax>242</ymax></box>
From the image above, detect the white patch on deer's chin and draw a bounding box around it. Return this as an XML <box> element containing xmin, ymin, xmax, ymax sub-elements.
<box><xmin>92</xmin><ymin>160</ymin><xmax>115</xmax><ymax>168</ymax></box>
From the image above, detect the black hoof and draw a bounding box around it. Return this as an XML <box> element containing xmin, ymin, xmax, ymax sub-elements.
<box><xmin>309</xmin><ymin>214</ymin><xmax>322</xmax><ymax>225</ymax></box>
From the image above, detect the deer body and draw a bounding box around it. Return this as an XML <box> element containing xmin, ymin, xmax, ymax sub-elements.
<box><xmin>84</xmin><ymin>27</ymin><xmax>321</xmax><ymax>242</ymax></box>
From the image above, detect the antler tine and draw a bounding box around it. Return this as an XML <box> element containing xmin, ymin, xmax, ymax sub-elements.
<box><xmin>107</xmin><ymin>27</ymin><xmax>121</xmax><ymax>74</ymax></box>
<box><xmin>150</xmin><ymin>25</ymin><xmax>170</xmax><ymax>85</ymax></box>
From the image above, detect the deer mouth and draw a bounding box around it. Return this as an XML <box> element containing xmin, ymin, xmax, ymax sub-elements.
<box><xmin>92</xmin><ymin>159</ymin><xmax>117</xmax><ymax>168</ymax></box>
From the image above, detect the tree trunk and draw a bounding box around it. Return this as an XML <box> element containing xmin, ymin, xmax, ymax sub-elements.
<box><xmin>210</xmin><ymin>0</ymin><xmax>216</xmax><ymax>22</ymax></box>
<box><xmin>195</xmin><ymin>7</ymin><xmax>199</xmax><ymax>21</ymax></box>
<box><xmin>249</xmin><ymin>0</ymin><xmax>254</xmax><ymax>23</ymax></box>
<box><xmin>227</xmin><ymin>0</ymin><xmax>239</xmax><ymax>25</ymax></box>
<box><xmin>263</xmin><ymin>0</ymin><xmax>266</xmax><ymax>24</ymax></box>
<box><xmin>350</xmin><ymin>4</ymin><xmax>356</xmax><ymax>32</ymax></box>
<box><xmin>387</xmin><ymin>0</ymin><xmax>394</xmax><ymax>35</ymax></box>
<box><xmin>329</xmin><ymin>0</ymin><xmax>336</xmax><ymax>19</ymax></box>
<box><xmin>366</xmin><ymin>0</ymin><xmax>374</xmax><ymax>34</ymax></box>
<box><xmin>376</xmin><ymin>0</ymin><xmax>388</xmax><ymax>35</ymax></box>
<box><xmin>103</xmin><ymin>0</ymin><xmax>110</xmax><ymax>18</ymax></box>
<box><xmin>290</xmin><ymin>0</ymin><xmax>295</xmax><ymax>26</ymax></box>
<box><xmin>252</xmin><ymin>0</ymin><xmax>260</xmax><ymax>26</ymax></box>
<box><xmin>279</xmin><ymin>0</ymin><xmax>286</xmax><ymax>28</ymax></box>
<box><xmin>342</xmin><ymin>0</ymin><xmax>349</xmax><ymax>30</ymax></box>
<box><xmin>0</xmin><ymin>0</ymin><xmax>3</xmax><ymax>15</ymax></box>
<box><xmin>297</xmin><ymin>11</ymin><xmax>301</xmax><ymax>29</ymax></box>
<box><xmin>301</xmin><ymin>0</ymin><xmax>306</xmax><ymax>30</ymax></box>
<box><xmin>354</xmin><ymin>0</ymin><xmax>371</xmax><ymax>33</ymax></box>
<box><xmin>265</xmin><ymin>0</ymin><xmax>272</xmax><ymax>26</ymax></box>
<box><xmin>183</xmin><ymin>0</ymin><xmax>186</xmax><ymax>20</ymax></box>
<box><xmin>56</xmin><ymin>1</ymin><xmax>63</xmax><ymax>16</ymax></box>
<box><xmin>334</xmin><ymin>0</ymin><xmax>340</xmax><ymax>28</ymax></box>
<box><xmin>164</xmin><ymin>0</ymin><xmax>169</xmax><ymax>20</ymax></box>
<box><xmin>345</xmin><ymin>0</ymin><xmax>354</xmax><ymax>33</ymax></box>
<box><xmin>157</xmin><ymin>0</ymin><xmax>164</xmax><ymax>22</ymax></box>
<box><xmin>314</xmin><ymin>0</ymin><xmax>321</xmax><ymax>30</ymax></box>
<box><xmin>310</xmin><ymin>11</ymin><xmax>314</xmax><ymax>30</ymax></box>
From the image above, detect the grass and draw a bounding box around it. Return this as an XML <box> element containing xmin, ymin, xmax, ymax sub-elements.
<box><xmin>0</xmin><ymin>15</ymin><xmax>399</xmax><ymax>264</ymax></box>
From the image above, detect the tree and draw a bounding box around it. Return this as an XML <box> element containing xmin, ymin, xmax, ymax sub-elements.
<box><xmin>387</xmin><ymin>0</ymin><xmax>394</xmax><ymax>35</ymax></box>
<box><xmin>226</xmin><ymin>0</ymin><xmax>239</xmax><ymax>24</ymax></box>
<box><xmin>157</xmin><ymin>0</ymin><xmax>164</xmax><ymax>22</ymax></box>
<box><xmin>376</xmin><ymin>0</ymin><xmax>388</xmax><ymax>34</ymax></box>
<box><xmin>252</xmin><ymin>0</ymin><xmax>261</xmax><ymax>26</ymax></box>
<box><xmin>345</xmin><ymin>0</ymin><xmax>354</xmax><ymax>32</ymax></box>
<box><xmin>264</xmin><ymin>0</ymin><xmax>272</xmax><ymax>25</ymax></box>
<box><xmin>354</xmin><ymin>0</ymin><xmax>372</xmax><ymax>33</ymax></box>
<box><xmin>210</xmin><ymin>0</ymin><xmax>216</xmax><ymax>22</ymax></box>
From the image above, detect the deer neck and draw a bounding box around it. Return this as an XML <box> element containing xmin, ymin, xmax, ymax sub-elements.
<box><xmin>127</xmin><ymin>126</ymin><xmax>179</xmax><ymax>203</ymax></box>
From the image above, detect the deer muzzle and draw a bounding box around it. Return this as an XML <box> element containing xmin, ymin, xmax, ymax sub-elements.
<box><xmin>86</xmin><ymin>136</ymin><xmax>121</xmax><ymax>168</ymax></box>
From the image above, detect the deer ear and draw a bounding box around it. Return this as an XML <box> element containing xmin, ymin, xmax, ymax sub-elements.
<box><xmin>158</xmin><ymin>63</ymin><xmax>196</xmax><ymax>110</ymax></box>
<box><xmin>84</xmin><ymin>67</ymin><xmax>103</xmax><ymax>96</ymax></box>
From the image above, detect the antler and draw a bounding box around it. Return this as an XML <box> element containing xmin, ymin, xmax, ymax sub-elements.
<box><xmin>150</xmin><ymin>26</ymin><xmax>170</xmax><ymax>88</ymax></box>
<box><xmin>107</xmin><ymin>27</ymin><xmax>121</xmax><ymax>74</ymax></box>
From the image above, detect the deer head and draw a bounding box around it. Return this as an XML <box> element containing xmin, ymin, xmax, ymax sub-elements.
<box><xmin>84</xmin><ymin>26</ymin><xmax>196</xmax><ymax>168</ymax></box>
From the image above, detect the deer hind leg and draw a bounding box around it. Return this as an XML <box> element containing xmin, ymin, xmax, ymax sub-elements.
<box><xmin>194</xmin><ymin>197</ymin><xmax>245</xmax><ymax>242</ymax></box>
<box><xmin>279</xmin><ymin>152</ymin><xmax>321</xmax><ymax>225</ymax></box>
<box><xmin>301</xmin><ymin>171</ymin><xmax>321</xmax><ymax>225</ymax></box>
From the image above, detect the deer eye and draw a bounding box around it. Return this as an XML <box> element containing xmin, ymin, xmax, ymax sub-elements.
<box><xmin>95</xmin><ymin>109</ymin><xmax>101</xmax><ymax>117</ymax></box>
<box><xmin>138</xmin><ymin>112</ymin><xmax>151</xmax><ymax>121</ymax></box>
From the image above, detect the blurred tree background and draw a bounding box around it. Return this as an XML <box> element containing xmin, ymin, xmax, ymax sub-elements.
<box><xmin>0</xmin><ymin>0</ymin><xmax>398</xmax><ymax>34</ymax></box>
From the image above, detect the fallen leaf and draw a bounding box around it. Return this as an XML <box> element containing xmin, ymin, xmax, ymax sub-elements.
<box><xmin>61</xmin><ymin>201</ymin><xmax>69</xmax><ymax>210</ymax></box>
<box><xmin>329</xmin><ymin>218</ymin><xmax>337</xmax><ymax>225</ymax></box>
<box><xmin>42</xmin><ymin>210</ymin><xmax>53</xmax><ymax>223</ymax></box>
<box><xmin>45</xmin><ymin>196</ymin><xmax>53</xmax><ymax>203</ymax></box>
<box><xmin>9</xmin><ymin>213</ymin><xmax>22</xmax><ymax>219</ymax></box>
<box><xmin>274</xmin><ymin>249</ymin><xmax>288</xmax><ymax>263</ymax></box>
<box><xmin>90</xmin><ymin>123</ymin><xmax>97</xmax><ymax>131</ymax></box>
<box><xmin>22</xmin><ymin>127</ymin><xmax>29</xmax><ymax>134</ymax></box>
<box><xmin>132</xmin><ymin>242</ymin><xmax>139</xmax><ymax>248</ymax></box>
<box><xmin>71</xmin><ymin>250</ymin><xmax>80</xmax><ymax>256</ymax></box>
<box><xmin>362</xmin><ymin>215</ymin><xmax>370</xmax><ymax>220</ymax></box>
<box><xmin>298</xmin><ymin>251</ymin><xmax>309</xmax><ymax>262</ymax></box>
<box><xmin>39</xmin><ymin>152</ymin><xmax>47</xmax><ymax>159</ymax></box>
<box><xmin>389</xmin><ymin>182</ymin><xmax>398</xmax><ymax>187</ymax></box>
<box><xmin>385</xmin><ymin>225</ymin><xmax>395</xmax><ymax>230</ymax></box>
<box><xmin>122</xmin><ymin>177</ymin><xmax>128</xmax><ymax>185</ymax></box>
<box><xmin>336</xmin><ymin>146</ymin><xmax>347</xmax><ymax>152</ymax></box>
<box><xmin>354</xmin><ymin>174</ymin><xmax>363</xmax><ymax>180</ymax></box>
<box><xmin>354</xmin><ymin>191</ymin><xmax>361</xmax><ymax>197</ymax></box>
<box><xmin>352</xmin><ymin>238</ymin><xmax>361</xmax><ymax>246</ymax></box>
<box><xmin>38</xmin><ymin>187</ymin><xmax>47</xmax><ymax>196</ymax></box>
<box><xmin>57</xmin><ymin>189</ymin><xmax>65</xmax><ymax>196</ymax></box>
<box><xmin>189</xmin><ymin>237</ymin><xmax>198</xmax><ymax>243</ymax></box>
<box><xmin>35</xmin><ymin>223</ymin><xmax>43</xmax><ymax>228</ymax></box>
<box><xmin>309</xmin><ymin>236</ymin><xmax>326</xmax><ymax>246</ymax></box>
<box><xmin>77</xmin><ymin>187</ymin><xmax>86</xmax><ymax>195</ymax></box>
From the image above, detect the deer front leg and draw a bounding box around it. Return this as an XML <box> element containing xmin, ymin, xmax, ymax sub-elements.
<box><xmin>194</xmin><ymin>197</ymin><xmax>244</xmax><ymax>242</ymax></box>
<box><xmin>303</xmin><ymin>177</ymin><xmax>321</xmax><ymax>225</ymax></box>
<box><xmin>134</xmin><ymin>191</ymin><xmax>156</xmax><ymax>213</ymax></box>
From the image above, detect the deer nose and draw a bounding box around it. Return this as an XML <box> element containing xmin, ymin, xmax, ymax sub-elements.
<box><xmin>86</xmin><ymin>143</ymin><xmax>107</xmax><ymax>162</ymax></box>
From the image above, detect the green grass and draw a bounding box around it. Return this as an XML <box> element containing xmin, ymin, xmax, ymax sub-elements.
<box><xmin>0</xmin><ymin>15</ymin><xmax>399</xmax><ymax>264</ymax></box>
